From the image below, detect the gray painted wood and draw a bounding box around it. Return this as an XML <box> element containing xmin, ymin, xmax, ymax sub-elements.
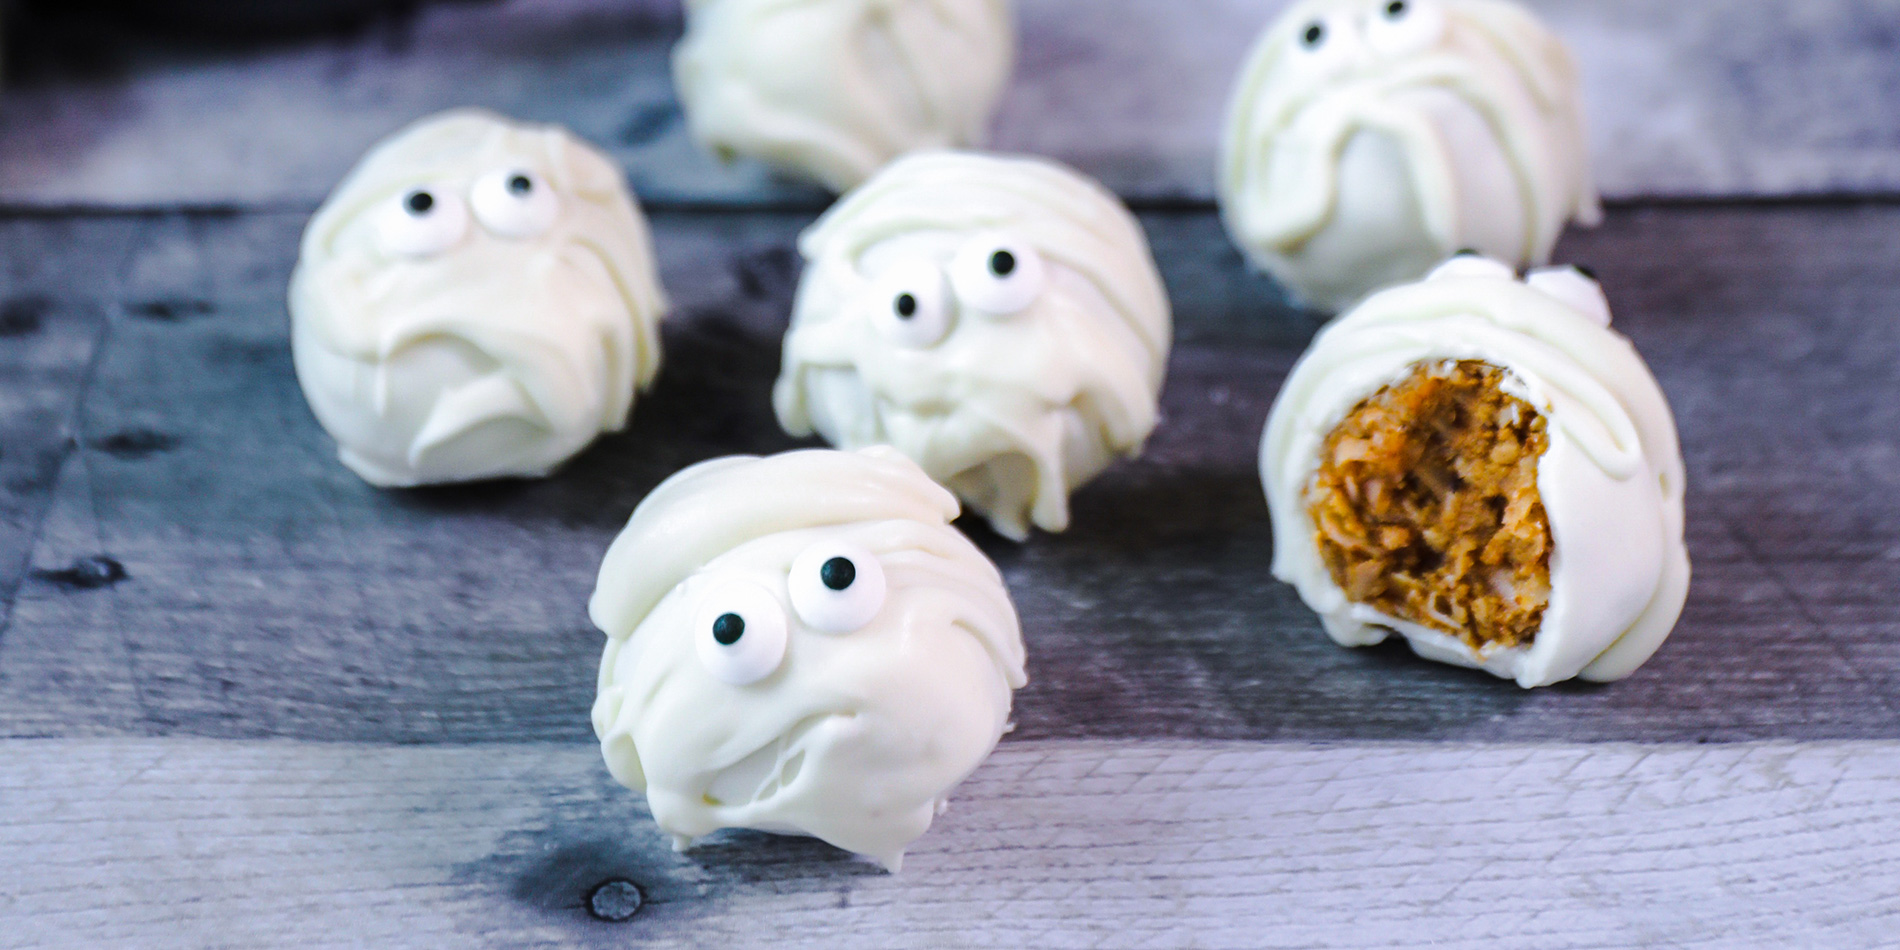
<box><xmin>0</xmin><ymin>300</ymin><xmax>94</xmax><ymax>627</ymax></box>
<box><xmin>0</xmin><ymin>203</ymin><xmax>1896</xmax><ymax>744</ymax></box>
<box><xmin>0</xmin><ymin>216</ymin><xmax>149</xmax><ymax>642</ymax></box>
<box><xmin>2</xmin><ymin>737</ymin><xmax>1896</xmax><ymax>948</ymax></box>
<box><xmin>2</xmin><ymin>0</ymin><xmax>1898</xmax><ymax>208</ymax></box>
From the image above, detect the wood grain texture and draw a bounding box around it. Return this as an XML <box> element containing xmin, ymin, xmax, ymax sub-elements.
<box><xmin>0</xmin><ymin>302</ymin><xmax>94</xmax><ymax>626</ymax></box>
<box><xmin>2</xmin><ymin>737</ymin><xmax>1896</xmax><ymax>949</ymax></box>
<box><xmin>2</xmin><ymin>0</ymin><xmax>1898</xmax><ymax>207</ymax></box>
<box><xmin>0</xmin><ymin>216</ymin><xmax>152</xmax><ymax>645</ymax></box>
<box><xmin>0</xmin><ymin>203</ymin><xmax>1896</xmax><ymax>744</ymax></box>
<box><xmin>0</xmin><ymin>10</ymin><xmax>1893</xmax><ymax>943</ymax></box>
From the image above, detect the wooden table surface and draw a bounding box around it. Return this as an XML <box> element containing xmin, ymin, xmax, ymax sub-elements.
<box><xmin>3</xmin><ymin>2</ymin><xmax>1900</xmax><ymax>947</ymax></box>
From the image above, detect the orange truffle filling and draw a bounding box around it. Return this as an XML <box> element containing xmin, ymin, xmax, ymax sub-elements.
<box><xmin>1307</xmin><ymin>360</ymin><xmax>1553</xmax><ymax>651</ymax></box>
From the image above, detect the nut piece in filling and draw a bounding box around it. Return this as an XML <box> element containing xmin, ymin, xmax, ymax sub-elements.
<box><xmin>1307</xmin><ymin>360</ymin><xmax>1552</xmax><ymax>651</ymax></box>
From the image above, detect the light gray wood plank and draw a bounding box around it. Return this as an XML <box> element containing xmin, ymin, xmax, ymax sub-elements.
<box><xmin>1</xmin><ymin>203</ymin><xmax>1898</xmax><ymax>743</ymax></box>
<box><xmin>1</xmin><ymin>737</ymin><xmax>1896</xmax><ymax>949</ymax></box>
<box><xmin>1</xmin><ymin>0</ymin><xmax>1897</xmax><ymax>208</ymax></box>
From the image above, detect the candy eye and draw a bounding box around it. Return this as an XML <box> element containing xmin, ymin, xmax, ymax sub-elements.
<box><xmin>1527</xmin><ymin>265</ymin><xmax>1612</xmax><ymax>327</ymax></box>
<box><xmin>1288</xmin><ymin>10</ymin><xmax>1361</xmax><ymax>75</ymax></box>
<box><xmin>470</xmin><ymin>168</ymin><xmax>560</xmax><ymax>239</ymax></box>
<box><xmin>694</xmin><ymin>580</ymin><xmax>789</xmax><ymax>685</ymax></box>
<box><xmin>1365</xmin><ymin>0</ymin><xmax>1446</xmax><ymax>56</ymax></box>
<box><xmin>787</xmin><ymin>541</ymin><xmax>887</xmax><ymax>634</ymax></box>
<box><xmin>947</xmin><ymin>232</ymin><xmax>1046</xmax><ymax>315</ymax></box>
<box><xmin>376</xmin><ymin>185</ymin><xmax>469</xmax><ymax>259</ymax></box>
<box><xmin>867</xmin><ymin>259</ymin><xmax>953</xmax><ymax>348</ymax></box>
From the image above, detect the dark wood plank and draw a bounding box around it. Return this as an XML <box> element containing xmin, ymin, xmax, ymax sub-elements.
<box><xmin>0</xmin><ymin>215</ymin><xmax>147</xmax><ymax>638</ymax></box>
<box><xmin>2</xmin><ymin>737</ymin><xmax>1895</xmax><ymax>948</ymax></box>
<box><xmin>2</xmin><ymin>0</ymin><xmax>1899</xmax><ymax>207</ymax></box>
<box><xmin>0</xmin><ymin>204</ymin><xmax>1896</xmax><ymax>743</ymax></box>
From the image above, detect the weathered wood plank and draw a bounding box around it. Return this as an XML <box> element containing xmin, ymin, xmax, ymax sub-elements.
<box><xmin>1</xmin><ymin>0</ymin><xmax>1897</xmax><ymax>208</ymax></box>
<box><xmin>0</xmin><ymin>307</ymin><xmax>91</xmax><ymax>622</ymax></box>
<box><xmin>0</xmin><ymin>216</ymin><xmax>149</xmax><ymax>636</ymax></box>
<box><xmin>1</xmin><ymin>737</ymin><xmax>1896</xmax><ymax>948</ymax></box>
<box><xmin>0</xmin><ymin>203</ymin><xmax>1896</xmax><ymax>743</ymax></box>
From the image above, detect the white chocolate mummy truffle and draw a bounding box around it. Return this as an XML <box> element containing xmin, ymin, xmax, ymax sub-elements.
<box><xmin>289</xmin><ymin>109</ymin><xmax>667</xmax><ymax>487</ymax></box>
<box><xmin>590</xmin><ymin>446</ymin><xmax>1027</xmax><ymax>870</ymax></box>
<box><xmin>773</xmin><ymin>151</ymin><xmax>1173</xmax><ymax>540</ymax></box>
<box><xmin>672</xmin><ymin>0</ymin><xmax>1015</xmax><ymax>192</ymax></box>
<box><xmin>1218</xmin><ymin>0</ymin><xmax>1600</xmax><ymax>313</ymax></box>
<box><xmin>1259</xmin><ymin>257</ymin><xmax>1688</xmax><ymax>687</ymax></box>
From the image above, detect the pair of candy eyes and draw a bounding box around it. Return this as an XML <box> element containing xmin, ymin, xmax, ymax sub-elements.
<box><xmin>1294</xmin><ymin>0</ymin><xmax>1446</xmax><ymax>62</ymax></box>
<box><xmin>893</xmin><ymin>250</ymin><xmax>1012</xmax><ymax>318</ymax></box>
<box><xmin>868</xmin><ymin>234</ymin><xmax>1048</xmax><ymax>349</ymax></box>
<box><xmin>694</xmin><ymin>543</ymin><xmax>889</xmax><ymax>686</ymax></box>
<box><xmin>376</xmin><ymin>168</ymin><xmax>561</xmax><ymax>258</ymax></box>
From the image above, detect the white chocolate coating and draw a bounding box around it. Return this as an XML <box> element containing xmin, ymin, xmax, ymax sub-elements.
<box><xmin>590</xmin><ymin>447</ymin><xmax>1027</xmax><ymax>870</ymax></box>
<box><xmin>1259</xmin><ymin>258</ymin><xmax>1689</xmax><ymax>687</ymax></box>
<box><xmin>1218</xmin><ymin>0</ymin><xmax>1600</xmax><ymax>313</ymax></box>
<box><xmin>289</xmin><ymin>109</ymin><xmax>666</xmax><ymax>487</ymax></box>
<box><xmin>672</xmin><ymin>0</ymin><xmax>1015</xmax><ymax>192</ymax></box>
<box><xmin>773</xmin><ymin>151</ymin><xmax>1173</xmax><ymax>540</ymax></box>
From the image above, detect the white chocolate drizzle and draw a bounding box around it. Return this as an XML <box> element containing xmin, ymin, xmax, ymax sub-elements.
<box><xmin>289</xmin><ymin>109</ymin><xmax>667</xmax><ymax>487</ymax></box>
<box><xmin>1218</xmin><ymin>0</ymin><xmax>1600</xmax><ymax>312</ymax></box>
<box><xmin>1259</xmin><ymin>260</ymin><xmax>1689</xmax><ymax>687</ymax></box>
<box><xmin>773</xmin><ymin>151</ymin><xmax>1172</xmax><ymax>539</ymax></box>
<box><xmin>590</xmin><ymin>447</ymin><xmax>1026</xmax><ymax>870</ymax></box>
<box><xmin>673</xmin><ymin>0</ymin><xmax>1015</xmax><ymax>192</ymax></box>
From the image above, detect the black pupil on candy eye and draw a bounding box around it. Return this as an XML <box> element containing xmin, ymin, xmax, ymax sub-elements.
<box><xmin>820</xmin><ymin>557</ymin><xmax>856</xmax><ymax>591</ymax></box>
<box><xmin>405</xmin><ymin>190</ymin><xmax>434</xmax><ymax>215</ymax></box>
<box><xmin>989</xmin><ymin>250</ymin><xmax>1016</xmax><ymax>277</ymax></box>
<box><xmin>1302</xmin><ymin>22</ymin><xmax>1324</xmax><ymax>46</ymax></box>
<box><xmin>508</xmin><ymin>174</ymin><xmax>532</xmax><ymax>195</ymax></box>
<box><xmin>712</xmin><ymin>612</ymin><xmax>745</xmax><ymax>645</ymax></box>
<box><xmin>1386</xmin><ymin>0</ymin><xmax>1406</xmax><ymax>18</ymax></box>
<box><xmin>894</xmin><ymin>293</ymin><xmax>918</xmax><ymax>319</ymax></box>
